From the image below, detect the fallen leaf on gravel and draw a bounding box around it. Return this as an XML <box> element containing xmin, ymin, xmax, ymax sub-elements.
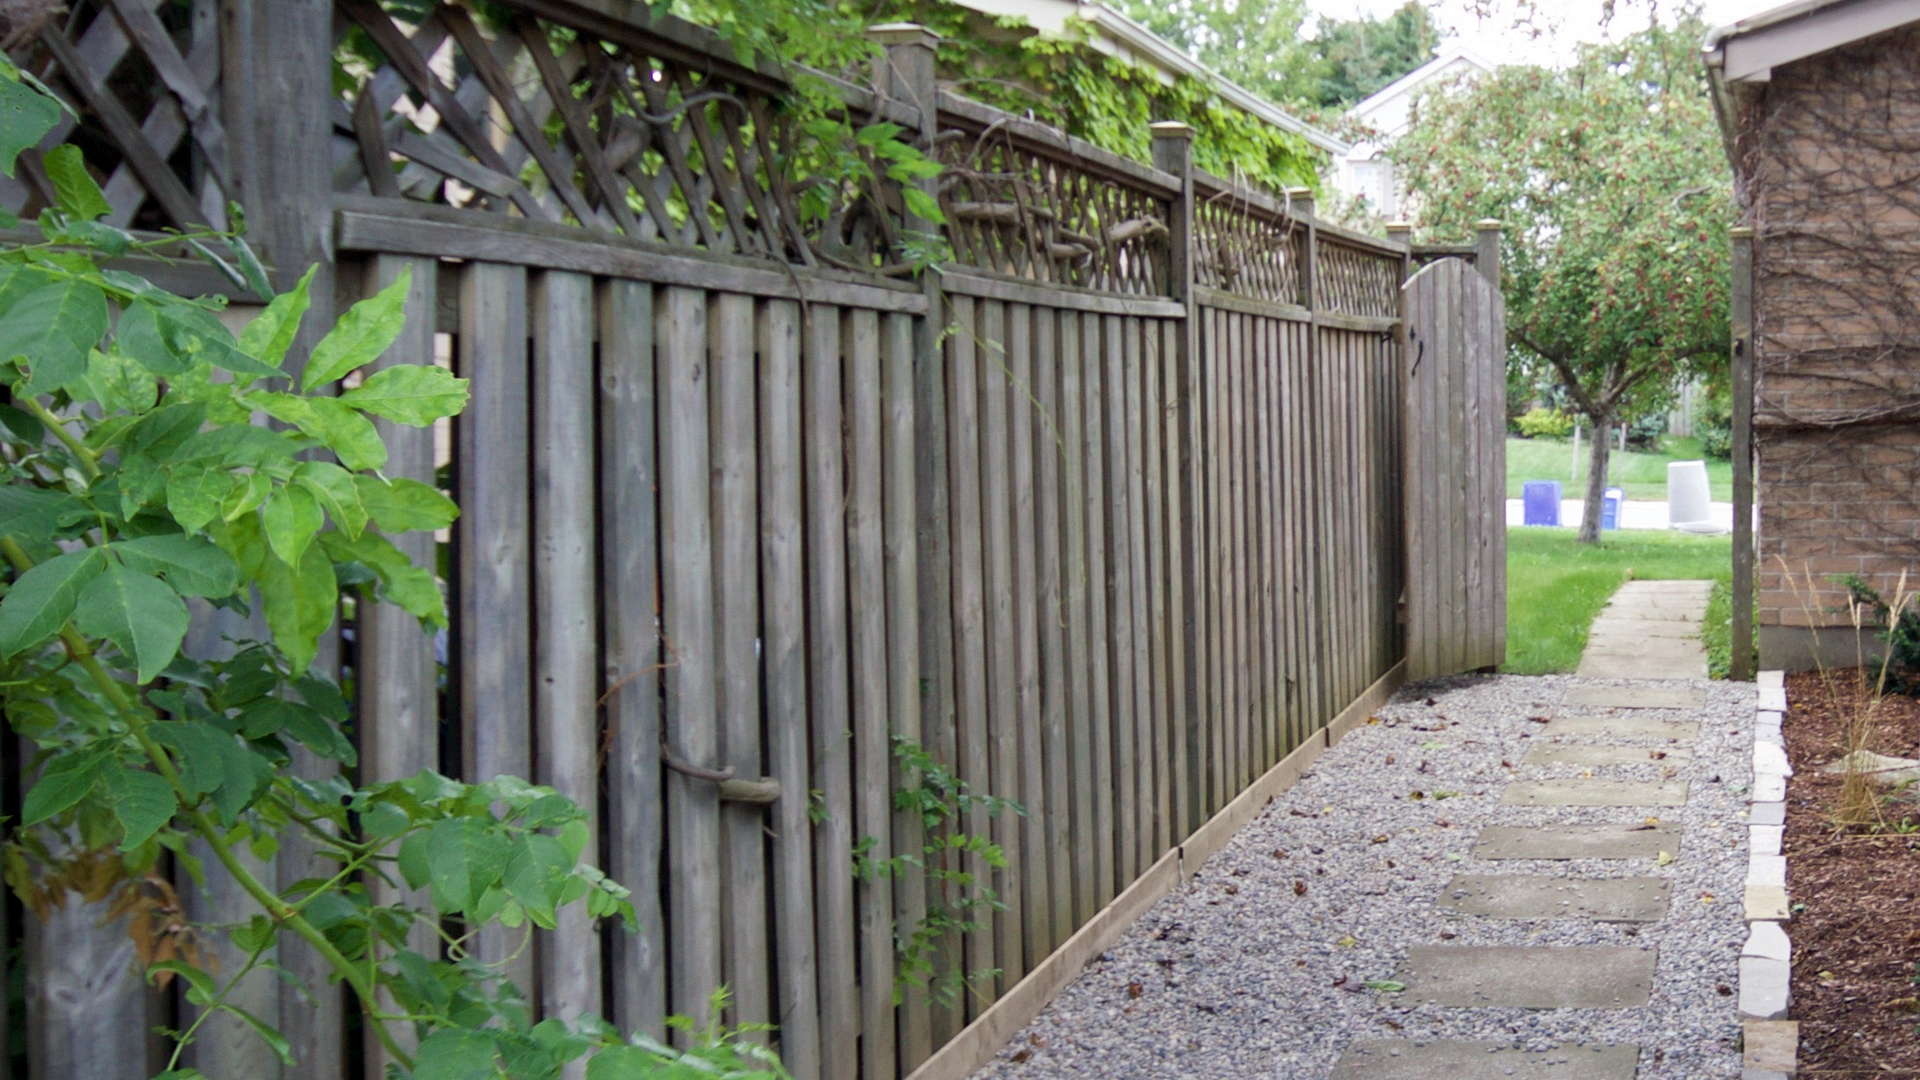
<box><xmin>1410</xmin><ymin>790</ymin><xmax>1425</xmax><ymax>799</ymax></box>
<box><xmin>1644</xmin><ymin>816</ymin><xmax>1662</xmax><ymax>825</ymax></box>
<box><xmin>1331</xmin><ymin>975</ymin><xmax>1348</xmax><ymax>988</ymax></box>
<box><xmin>1011</xmin><ymin>1050</ymin><xmax>1032</xmax><ymax>1063</ymax></box>
<box><xmin>1271</xmin><ymin>849</ymin><xmax>1289</xmax><ymax>859</ymax></box>
<box><xmin>1420</xmin><ymin>741</ymin><xmax>1445</xmax><ymax>750</ymax></box>
<box><xmin>1500</xmin><ymin>760</ymin><xmax>1514</xmax><ymax>768</ymax></box>
<box><xmin>1433</xmin><ymin>791</ymin><xmax>1459</xmax><ymax>800</ymax></box>
<box><xmin>1438</xmin><ymin>931</ymin><xmax>1457</xmax><ymax>940</ymax></box>
<box><xmin>1336</xmin><ymin>935</ymin><xmax>1357</xmax><ymax>947</ymax></box>
<box><xmin>1384</xmin><ymin>754</ymin><xmax>1396</xmax><ymax>764</ymax></box>
<box><xmin>1367</xmin><ymin>715</ymin><xmax>1382</xmax><ymax>725</ymax></box>
<box><xmin>1434</xmin><ymin>820</ymin><xmax>1450</xmax><ymax>828</ymax></box>
<box><xmin>1290</xmin><ymin>809</ymin><xmax>1316</xmax><ymax>818</ymax></box>
<box><xmin>1294</xmin><ymin>880</ymin><xmax>1308</xmax><ymax>896</ymax></box>
<box><xmin>1030</xmin><ymin>1036</ymin><xmax>1047</xmax><ymax>1047</ymax></box>
<box><xmin>1127</xmin><ymin>981</ymin><xmax>1143</xmax><ymax>998</ymax></box>
<box><xmin>1425</xmin><ymin>697</ymin><xmax>1437</xmax><ymax>706</ymax></box>
<box><xmin>1717</xmin><ymin>984</ymin><xmax>1732</xmax><ymax>996</ymax></box>
<box><xmin>1655</xmin><ymin>851</ymin><xmax>1675</xmax><ymax>866</ymax></box>
<box><xmin>1699</xmin><ymin>892</ymin><xmax>1715</xmax><ymax>903</ymax></box>
<box><xmin>1526</xmin><ymin>716</ymin><xmax>1550</xmax><ymax>724</ymax></box>
<box><xmin>1371</xmin><ymin>835</ymin><xmax>1390</xmax><ymax>844</ymax></box>
<box><xmin>1223</xmin><ymin>884</ymin><xmax>1238</xmax><ymax>895</ymax></box>
<box><xmin>1364</xmin><ymin>980</ymin><xmax>1407</xmax><ymax>993</ymax></box>
<box><xmin>1650</xmin><ymin>751</ymin><xmax>1668</xmax><ymax>760</ymax></box>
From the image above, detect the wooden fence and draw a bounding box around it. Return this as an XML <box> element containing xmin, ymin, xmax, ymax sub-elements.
<box><xmin>1</xmin><ymin>3</ymin><xmax>1504</xmax><ymax>1078</ymax></box>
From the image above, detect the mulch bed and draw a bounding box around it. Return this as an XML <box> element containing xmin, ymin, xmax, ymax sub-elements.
<box><xmin>1783</xmin><ymin>668</ymin><xmax>1920</xmax><ymax>1076</ymax></box>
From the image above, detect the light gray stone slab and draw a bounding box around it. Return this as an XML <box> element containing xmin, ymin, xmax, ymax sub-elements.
<box><xmin>1758</xmin><ymin>670</ymin><xmax>1784</xmax><ymax>690</ymax></box>
<box><xmin>1586</xmin><ymin>617</ymin><xmax>1708</xmax><ymax>639</ymax></box>
<box><xmin>1743</xmin><ymin>1020</ymin><xmax>1797</xmax><ymax>1072</ymax></box>
<box><xmin>1576</xmin><ymin>651</ymin><xmax>1706</xmax><ymax>680</ymax></box>
<box><xmin>1523</xmin><ymin>744</ymin><xmax>1691</xmax><ymax>767</ymax></box>
<box><xmin>1742</xmin><ymin>921</ymin><xmax>1789</xmax><ymax>963</ymax></box>
<box><xmin>1504</xmin><ymin>779</ymin><xmax>1689</xmax><ymax>807</ymax></box>
<box><xmin>1597</xmin><ymin>604</ymin><xmax>1702</xmax><ymax>622</ymax></box>
<box><xmin>1758</xmin><ymin>686</ymin><xmax>1787</xmax><ymax>711</ymax></box>
<box><xmin>1754</xmin><ymin>742</ymin><xmax>1791</xmax><ymax>778</ymax></box>
<box><xmin>1745</xmin><ymin>884</ymin><xmax>1790</xmax><ymax>921</ymax></box>
<box><xmin>1748</xmin><ymin>854</ymin><xmax>1786</xmax><ymax>888</ymax></box>
<box><xmin>1564</xmin><ymin>686</ymin><xmax>1706</xmax><ymax>710</ymax></box>
<box><xmin>1438</xmin><ymin>875</ymin><xmax>1670</xmax><ymax>921</ymax></box>
<box><xmin>1395</xmin><ymin>946</ymin><xmax>1654</xmax><ymax>1008</ymax></box>
<box><xmin>1330</xmin><ymin>1041</ymin><xmax>1640</xmax><ymax>1079</ymax></box>
<box><xmin>1747</xmin><ymin>801</ymin><xmax>1784</xmax><ymax>826</ymax></box>
<box><xmin>1541</xmin><ymin>713</ymin><xmax>1699</xmax><ymax>741</ymax></box>
<box><xmin>1739</xmin><ymin>955</ymin><xmax>1790</xmax><ymax>1019</ymax></box>
<box><xmin>1474</xmin><ymin>824</ymin><xmax>1681</xmax><ymax>861</ymax></box>
<box><xmin>1754</xmin><ymin>773</ymin><xmax>1786</xmax><ymax>801</ymax></box>
<box><xmin>1750</xmin><ymin>825</ymin><xmax>1782</xmax><ymax>856</ymax></box>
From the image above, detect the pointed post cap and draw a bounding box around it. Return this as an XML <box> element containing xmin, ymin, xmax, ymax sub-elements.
<box><xmin>866</xmin><ymin>22</ymin><xmax>940</xmax><ymax>49</ymax></box>
<box><xmin>1384</xmin><ymin>222</ymin><xmax>1413</xmax><ymax>235</ymax></box>
<box><xmin>1149</xmin><ymin>121</ymin><xmax>1193</xmax><ymax>140</ymax></box>
<box><xmin>1285</xmin><ymin>186</ymin><xmax>1315</xmax><ymax>214</ymax></box>
<box><xmin>1474</xmin><ymin>218</ymin><xmax>1503</xmax><ymax>232</ymax></box>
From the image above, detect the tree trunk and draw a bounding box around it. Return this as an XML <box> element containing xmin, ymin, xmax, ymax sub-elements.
<box><xmin>1578</xmin><ymin>415</ymin><xmax>1613</xmax><ymax>543</ymax></box>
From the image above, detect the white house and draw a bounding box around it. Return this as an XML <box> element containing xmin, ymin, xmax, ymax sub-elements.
<box><xmin>1330</xmin><ymin>48</ymin><xmax>1493</xmax><ymax>218</ymax></box>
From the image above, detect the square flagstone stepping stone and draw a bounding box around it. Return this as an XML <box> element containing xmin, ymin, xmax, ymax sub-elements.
<box><xmin>1473</xmin><ymin>824</ymin><xmax>1680</xmax><ymax>860</ymax></box>
<box><xmin>1540</xmin><ymin>713</ymin><xmax>1698</xmax><ymax>741</ymax></box>
<box><xmin>1522</xmin><ymin>743</ymin><xmax>1691</xmax><ymax>767</ymax></box>
<box><xmin>1438</xmin><ymin>874</ymin><xmax>1670</xmax><ymax>921</ymax></box>
<box><xmin>1504</xmin><ymin>779</ymin><xmax>1688</xmax><ymax>806</ymax></box>
<box><xmin>1563</xmin><ymin>686</ymin><xmax>1705</xmax><ymax>710</ymax></box>
<box><xmin>1395</xmin><ymin>946</ymin><xmax>1654</xmax><ymax>1008</ymax></box>
<box><xmin>1330</xmin><ymin>1041</ymin><xmax>1640</xmax><ymax>1079</ymax></box>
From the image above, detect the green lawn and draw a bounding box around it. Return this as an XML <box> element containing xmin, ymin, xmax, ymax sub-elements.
<box><xmin>1506</xmin><ymin>435</ymin><xmax>1732</xmax><ymax>502</ymax></box>
<box><xmin>1504</xmin><ymin>527</ymin><xmax>1732</xmax><ymax>675</ymax></box>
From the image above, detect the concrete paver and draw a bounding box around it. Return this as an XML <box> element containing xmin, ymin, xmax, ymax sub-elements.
<box><xmin>1395</xmin><ymin>946</ymin><xmax>1655</xmax><ymax>1008</ymax></box>
<box><xmin>1564</xmin><ymin>686</ymin><xmax>1707</xmax><ymax>710</ymax></box>
<box><xmin>1522</xmin><ymin>744</ymin><xmax>1691</xmax><ymax>767</ymax></box>
<box><xmin>1503</xmin><ymin>779</ymin><xmax>1689</xmax><ymax>806</ymax></box>
<box><xmin>1330</xmin><ymin>1041</ymin><xmax>1641</xmax><ymax>1079</ymax></box>
<box><xmin>1576</xmin><ymin>582</ymin><xmax>1713</xmax><ymax>679</ymax></box>
<box><xmin>1438</xmin><ymin>874</ymin><xmax>1670</xmax><ymax>921</ymax></box>
<box><xmin>1540</xmin><ymin>713</ymin><xmax>1698</xmax><ymax>741</ymax></box>
<box><xmin>1473</xmin><ymin>824</ymin><xmax>1682</xmax><ymax>860</ymax></box>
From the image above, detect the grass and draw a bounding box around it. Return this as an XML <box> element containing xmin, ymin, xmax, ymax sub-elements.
<box><xmin>1506</xmin><ymin>434</ymin><xmax>1733</xmax><ymax>502</ymax></box>
<box><xmin>1504</xmin><ymin>527</ymin><xmax>1731</xmax><ymax>675</ymax></box>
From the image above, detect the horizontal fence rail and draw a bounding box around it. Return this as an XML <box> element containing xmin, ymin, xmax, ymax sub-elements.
<box><xmin>0</xmin><ymin>3</ymin><xmax>1508</xmax><ymax>1078</ymax></box>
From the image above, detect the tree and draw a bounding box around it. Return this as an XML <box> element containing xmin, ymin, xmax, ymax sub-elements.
<box><xmin>1393</xmin><ymin>15</ymin><xmax>1732</xmax><ymax>542</ymax></box>
<box><xmin>1121</xmin><ymin>0</ymin><xmax>1438</xmax><ymax>110</ymax></box>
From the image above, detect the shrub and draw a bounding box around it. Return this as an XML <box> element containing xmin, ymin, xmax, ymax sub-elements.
<box><xmin>1841</xmin><ymin>575</ymin><xmax>1920</xmax><ymax>696</ymax></box>
<box><xmin>1625</xmin><ymin>411</ymin><xmax>1670</xmax><ymax>451</ymax></box>
<box><xmin>1696</xmin><ymin>384</ymin><xmax>1733</xmax><ymax>459</ymax></box>
<box><xmin>1513</xmin><ymin>406</ymin><xmax>1575</xmax><ymax>439</ymax></box>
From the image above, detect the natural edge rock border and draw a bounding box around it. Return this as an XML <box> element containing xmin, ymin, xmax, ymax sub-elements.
<box><xmin>1741</xmin><ymin>670</ymin><xmax>1798</xmax><ymax>1078</ymax></box>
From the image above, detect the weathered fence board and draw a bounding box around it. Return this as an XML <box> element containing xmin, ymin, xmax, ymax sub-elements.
<box><xmin>1403</xmin><ymin>259</ymin><xmax>1507</xmax><ymax>679</ymax></box>
<box><xmin>3</xmin><ymin>5</ymin><xmax>1509</xmax><ymax>1077</ymax></box>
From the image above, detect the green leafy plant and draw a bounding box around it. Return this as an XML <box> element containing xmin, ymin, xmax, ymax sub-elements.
<box><xmin>1841</xmin><ymin>574</ymin><xmax>1920</xmax><ymax>696</ymax></box>
<box><xmin>854</xmin><ymin>735</ymin><xmax>1023</xmax><ymax>1006</ymax></box>
<box><xmin>0</xmin><ymin>60</ymin><xmax>782</xmax><ymax>1078</ymax></box>
<box><xmin>1512</xmin><ymin>406</ymin><xmax>1574</xmax><ymax>440</ymax></box>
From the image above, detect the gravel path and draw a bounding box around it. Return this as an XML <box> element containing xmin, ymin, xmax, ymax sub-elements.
<box><xmin>972</xmin><ymin>674</ymin><xmax>1754</xmax><ymax>1079</ymax></box>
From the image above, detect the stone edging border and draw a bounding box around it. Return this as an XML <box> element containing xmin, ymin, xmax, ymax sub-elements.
<box><xmin>1741</xmin><ymin>670</ymin><xmax>1797</xmax><ymax>1077</ymax></box>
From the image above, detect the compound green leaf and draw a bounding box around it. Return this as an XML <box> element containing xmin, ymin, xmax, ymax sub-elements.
<box><xmin>356</xmin><ymin>475</ymin><xmax>457</xmax><ymax>532</ymax></box>
<box><xmin>115</xmin><ymin>299</ymin><xmax>189</xmax><ymax>376</ymax></box>
<box><xmin>320</xmin><ymin>529</ymin><xmax>445</xmax><ymax>627</ymax></box>
<box><xmin>424</xmin><ymin>816</ymin><xmax>511</xmax><ymax>915</ymax></box>
<box><xmin>154</xmin><ymin>301</ymin><xmax>279</xmax><ymax>380</ymax></box>
<box><xmin>0</xmin><ymin>76</ymin><xmax>59</xmax><ymax>178</ymax></box>
<box><xmin>112</xmin><ymin>533</ymin><xmax>240</xmax><ymax>598</ymax></box>
<box><xmin>21</xmin><ymin>746</ymin><xmax>112</xmax><ymax>826</ymax></box>
<box><xmin>235</xmin><ymin>265</ymin><xmax>314</xmax><ymax>370</ymax></box>
<box><xmin>0</xmin><ymin>547</ymin><xmax>103</xmax><ymax>658</ymax></box>
<box><xmin>257</xmin><ymin>541</ymin><xmax>335</xmax><ymax>675</ymax></box>
<box><xmin>0</xmin><ymin>278</ymin><xmax>109</xmax><ymax>395</ymax></box>
<box><xmin>261</xmin><ymin>483</ymin><xmax>322</xmax><ymax>569</ymax></box>
<box><xmin>293</xmin><ymin>460</ymin><xmax>367</xmax><ymax>539</ymax></box>
<box><xmin>337</xmin><ymin>365</ymin><xmax>469</xmax><ymax>426</ymax></box>
<box><xmin>107</xmin><ymin>765</ymin><xmax>176</xmax><ymax>850</ymax></box>
<box><xmin>0</xmin><ymin>487</ymin><xmax>81</xmax><ymax>545</ymax></box>
<box><xmin>411</xmin><ymin>1030</ymin><xmax>499</xmax><ymax>1080</ymax></box>
<box><xmin>302</xmin><ymin>268</ymin><xmax>411</xmax><ymax>392</ymax></box>
<box><xmin>85</xmin><ymin>345</ymin><xmax>159</xmax><ymax>413</ymax></box>
<box><xmin>166</xmin><ymin>463</ymin><xmax>229</xmax><ymax>535</ymax></box>
<box><xmin>43</xmin><ymin>144</ymin><xmax>109</xmax><ymax>221</ymax></box>
<box><xmin>503</xmin><ymin>833</ymin><xmax>574</xmax><ymax>928</ymax></box>
<box><xmin>74</xmin><ymin>563</ymin><xmax>189</xmax><ymax>682</ymax></box>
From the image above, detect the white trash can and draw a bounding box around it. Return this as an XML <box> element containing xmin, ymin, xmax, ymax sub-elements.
<box><xmin>1667</xmin><ymin>460</ymin><xmax>1711</xmax><ymax>529</ymax></box>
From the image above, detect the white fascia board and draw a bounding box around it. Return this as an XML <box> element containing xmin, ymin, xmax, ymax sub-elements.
<box><xmin>1704</xmin><ymin>0</ymin><xmax>1918</xmax><ymax>83</ymax></box>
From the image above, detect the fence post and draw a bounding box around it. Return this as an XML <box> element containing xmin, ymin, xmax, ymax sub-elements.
<box><xmin>1291</xmin><ymin>186</ymin><xmax>1330</xmax><ymax>720</ymax></box>
<box><xmin>1386</xmin><ymin>222</ymin><xmax>1413</xmax><ymax>282</ymax></box>
<box><xmin>1474</xmin><ymin>219</ymin><xmax>1503</xmax><ymax>289</ymax></box>
<box><xmin>1151</xmin><ymin>122</ymin><xmax>1201</xmax><ymax>839</ymax></box>
<box><xmin>869</xmin><ymin>22</ymin><xmax>941</xmax><ymax>1073</ymax></box>
<box><xmin>1730</xmin><ymin>225</ymin><xmax>1756</xmax><ymax>681</ymax></box>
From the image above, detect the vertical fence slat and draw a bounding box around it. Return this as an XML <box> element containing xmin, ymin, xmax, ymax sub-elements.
<box><xmin>600</xmin><ymin>279</ymin><xmax>666</xmax><ymax>1041</ymax></box>
<box><xmin>710</xmin><ymin>292</ymin><xmax>769</xmax><ymax>1037</ymax></box>
<box><xmin>1057</xmin><ymin>309</ymin><xmax>1095</xmax><ymax>925</ymax></box>
<box><xmin>1143</xmin><ymin>319</ymin><xmax>1172</xmax><ymax>855</ymax></box>
<box><xmin>1123</xmin><ymin>318</ymin><xmax>1153</xmax><ymax>866</ymax></box>
<box><xmin>1080</xmin><ymin>310</ymin><xmax>1116</xmax><ymax>903</ymax></box>
<box><xmin>756</xmin><ymin>298</ymin><xmax>821</xmax><ymax>1076</ymax></box>
<box><xmin>846</xmin><ymin>306</ymin><xmax>895</xmax><ymax>1079</ymax></box>
<box><xmin>976</xmin><ymin>299</ymin><xmax>1023</xmax><ymax>991</ymax></box>
<box><xmin>1007</xmin><ymin>304</ymin><xmax>1049</xmax><ymax>962</ymax></box>
<box><xmin>459</xmin><ymin>260</ymin><xmax>535</xmax><ymax>996</ymax></box>
<box><xmin>1099</xmin><ymin>313</ymin><xmax>1137</xmax><ymax>886</ymax></box>
<box><xmin>805</xmin><ymin>306</ymin><xmax>859</xmax><ymax>1067</ymax></box>
<box><xmin>532</xmin><ymin>270</ymin><xmax>603</xmax><ymax>1054</ymax></box>
<box><xmin>881</xmin><ymin>309</ymin><xmax>928</xmax><ymax>1070</ymax></box>
<box><xmin>1033</xmin><ymin>308</ymin><xmax>1074</xmax><ymax>943</ymax></box>
<box><xmin>944</xmin><ymin>294</ymin><xmax>995</xmax><ymax>1015</ymax></box>
<box><xmin>660</xmin><ymin>285</ymin><xmax>723</xmax><ymax>1028</ymax></box>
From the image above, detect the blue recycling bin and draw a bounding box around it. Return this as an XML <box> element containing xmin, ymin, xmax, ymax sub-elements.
<box><xmin>1522</xmin><ymin>480</ymin><xmax>1561</xmax><ymax>526</ymax></box>
<box><xmin>1601</xmin><ymin>486</ymin><xmax>1624</xmax><ymax>531</ymax></box>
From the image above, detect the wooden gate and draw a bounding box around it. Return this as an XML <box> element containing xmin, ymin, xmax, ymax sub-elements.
<box><xmin>1401</xmin><ymin>258</ymin><xmax>1506</xmax><ymax>679</ymax></box>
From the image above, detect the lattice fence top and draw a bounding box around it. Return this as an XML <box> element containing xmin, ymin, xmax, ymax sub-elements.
<box><xmin>933</xmin><ymin>106</ymin><xmax>1173</xmax><ymax>296</ymax></box>
<box><xmin>1316</xmin><ymin>236</ymin><xmax>1401</xmax><ymax>319</ymax></box>
<box><xmin>333</xmin><ymin>0</ymin><xmax>910</xmax><ymax>270</ymax></box>
<box><xmin>1193</xmin><ymin>182</ymin><xmax>1305</xmax><ymax>304</ymax></box>
<box><xmin>3</xmin><ymin>0</ymin><xmax>236</xmax><ymax>234</ymax></box>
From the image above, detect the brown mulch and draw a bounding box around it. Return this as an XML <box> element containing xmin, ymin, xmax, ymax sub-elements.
<box><xmin>1783</xmin><ymin>668</ymin><xmax>1920</xmax><ymax>1077</ymax></box>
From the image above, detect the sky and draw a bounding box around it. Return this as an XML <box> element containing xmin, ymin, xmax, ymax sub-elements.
<box><xmin>1305</xmin><ymin>0</ymin><xmax>1781</xmax><ymax>66</ymax></box>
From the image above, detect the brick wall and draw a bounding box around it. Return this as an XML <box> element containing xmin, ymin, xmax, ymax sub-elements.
<box><xmin>1738</xmin><ymin>24</ymin><xmax>1920</xmax><ymax>629</ymax></box>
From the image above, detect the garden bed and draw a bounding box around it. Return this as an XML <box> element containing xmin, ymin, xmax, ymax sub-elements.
<box><xmin>1782</xmin><ymin>669</ymin><xmax>1920</xmax><ymax>1074</ymax></box>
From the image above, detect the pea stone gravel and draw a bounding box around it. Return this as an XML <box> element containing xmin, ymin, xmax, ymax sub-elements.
<box><xmin>970</xmin><ymin>674</ymin><xmax>1751</xmax><ymax>1079</ymax></box>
